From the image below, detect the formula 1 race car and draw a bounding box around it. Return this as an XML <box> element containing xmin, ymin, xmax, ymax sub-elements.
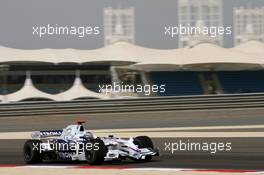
<box><xmin>23</xmin><ymin>121</ymin><xmax>159</xmax><ymax>164</ymax></box>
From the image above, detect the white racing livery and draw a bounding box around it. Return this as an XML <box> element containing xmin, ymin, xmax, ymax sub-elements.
<box><xmin>23</xmin><ymin>121</ymin><xmax>159</xmax><ymax>165</ymax></box>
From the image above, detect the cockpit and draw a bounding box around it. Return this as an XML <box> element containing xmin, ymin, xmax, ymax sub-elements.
<box><xmin>59</xmin><ymin>121</ymin><xmax>94</xmax><ymax>141</ymax></box>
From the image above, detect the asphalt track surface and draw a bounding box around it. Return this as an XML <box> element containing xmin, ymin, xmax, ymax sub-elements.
<box><xmin>1</xmin><ymin>108</ymin><xmax>264</xmax><ymax>170</ymax></box>
<box><xmin>0</xmin><ymin>138</ymin><xmax>264</xmax><ymax>170</ymax></box>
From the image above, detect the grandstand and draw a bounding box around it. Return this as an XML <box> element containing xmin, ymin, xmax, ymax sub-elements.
<box><xmin>151</xmin><ymin>72</ymin><xmax>203</xmax><ymax>96</ymax></box>
<box><xmin>0</xmin><ymin>41</ymin><xmax>264</xmax><ymax>103</ymax></box>
<box><xmin>218</xmin><ymin>71</ymin><xmax>264</xmax><ymax>94</ymax></box>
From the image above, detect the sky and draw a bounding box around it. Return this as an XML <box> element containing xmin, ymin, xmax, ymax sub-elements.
<box><xmin>0</xmin><ymin>0</ymin><xmax>263</xmax><ymax>49</ymax></box>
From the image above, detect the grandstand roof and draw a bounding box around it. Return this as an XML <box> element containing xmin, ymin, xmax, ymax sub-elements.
<box><xmin>230</xmin><ymin>41</ymin><xmax>264</xmax><ymax>65</ymax></box>
<box><xmin>0</xmin><ymin>42</ymin><xmax>177</xmax><ymax>64</ymax></box>
<box><xmin>182</xmin><ymin>43</ymin><xmax>264</xmax><ymax>70</ymax></box>
<box><xmin>131</xmin><ymin>42</ymin><xmax>264</xmax><ymax>71</ymax></box>
<box><xmin>232</xmin><ymin>40</ymin><xmax>264</xmax><ymax>54</ymax></box>
<box><xmin>0</xmin><ymin>41</ymin><xmax>264</xmax><ymax>70</ymax></box>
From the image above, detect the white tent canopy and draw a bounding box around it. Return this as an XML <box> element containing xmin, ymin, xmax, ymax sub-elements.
<box><xmin>230</xmin><ymin>40</ymin><xmax>264</xmax><ymax>61</ymax></box>
<box><xmin>6</xmin><ymin>72</ymin><xmax>60</xmax><ymax>102</ymax></box>
<box><xmin>6</xmin><ymin>86</ymin><xmax>59</xmax><ymax>102</ymax></box>
<box><xmin>232</xmin><ymin>40</ymin><xmax>264</xmax><ymax>54</ymax></box>
<box><xmin>0</xmin><ymin>41</ymin><xmax>264</xmax><ymax>69</ymax></box>
<box><xmin>183</xmin><ymin>43</ymin><xmax>262</xmax><ymax>65</ymax></box>
<box><xmin>2</xmin><ymin>71</ymin><xmax>108</xmax><ymax>102</ymax></box>
<box><xmin>0</xmin><ymin>42</ymin><xmax>182</xmax><ymax>64</ymax></box>
<box><xmin>57</xmin><ymin>71</ymin><xmax>108</xmax><ymax>100</ymax></box>
<box><xmin>181</xmin><ymin>43</ymin><xmax>264</xmax><ymax>70</ymax></box>
<box><xmin>130</xmin><ymin>43</ymin><xmax>264</xmax><ymax>71</ymax></box>
<box><xmin>0</xmin><ymin>47</ymin><xmax>56</xmax><ymax>64</ymax></box>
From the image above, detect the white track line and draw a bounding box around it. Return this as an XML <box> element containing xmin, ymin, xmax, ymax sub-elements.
<box><xmin>92</xmin><ymin>125</ymin><xmax>264</xmax><ymax>132</ymax></box>
<box><xmin>125</xmin><ymin>168</ymin><xmax>194</xmax><ymax>171</ymax></box>
<box><xmin>1</xmin><ymin>125</ymin><xmax>264</xmax><ymax>139</ymax></box>
<box><xmin>125</xmin><ymin>168</ymin><xmax>264</xmax><ymax>174</ymax></box>
<box><xmin>10</xmin><ymin>166</ymin><xmax>264</xmax><ymax>174</ymax></box>
<box><xmin>18</xmin><ymin>165</ymin><xmax>73</xmax><ymax>169</ymax></box>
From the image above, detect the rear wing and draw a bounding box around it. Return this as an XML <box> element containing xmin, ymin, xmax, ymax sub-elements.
<box><xmin>31</xmin><ymin>130</ymin><xmax>63</xmax><ymax>139</ymax></box>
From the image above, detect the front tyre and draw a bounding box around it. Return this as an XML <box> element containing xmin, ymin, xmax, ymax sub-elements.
<box><xmin>85</xmin><ymin>138</ymin><xmax>107</xmax><ymax>165</ymax></box>
<box><xmin>133</xmin><ymin>136</ymin><xmax>154</xmax><ymax>161</ymax></box>
<box><xmin>23</xmin><ymin>140</ymin><xmax>43</xmax><ymax>164</ymax></box>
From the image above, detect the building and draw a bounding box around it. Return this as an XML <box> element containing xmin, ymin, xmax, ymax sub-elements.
<box><xmin>233</xmin><ymin>6</ymin><xmax>264</xmax><ymax>46</ymax></box>
<box><xmin>103</xmin><ymin>6</ymin><xmax>135</xmax><ymax>45</ymax></box>
<box><xmin>177</xmin><ymin>0</ymin><xmax>223</xmax><ymax>48</ymax></box>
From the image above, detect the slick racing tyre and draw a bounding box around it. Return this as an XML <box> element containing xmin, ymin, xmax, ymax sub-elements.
<box><xmin>133</xmin><ymin>136</ymin><xmax>154</xmax><ymax>161</ymax></box>
<box><xmin>23</xmin><ymin>140</ymin><xmax>43</xmax><ymax>164</ymax></box>
<box><xmin>85</xmin><ymin>138</ymin><xmax>107</xmax><ymax>165</ymax></box>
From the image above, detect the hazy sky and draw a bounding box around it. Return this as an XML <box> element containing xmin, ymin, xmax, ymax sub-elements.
<box><xmin>0</xmin><ymin>0</ymin><xmax>263</xmax><ymax>49</ymax></box>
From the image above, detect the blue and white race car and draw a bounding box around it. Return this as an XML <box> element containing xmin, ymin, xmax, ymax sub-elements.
<box><xmin>23</xmin><ymin>121</ymin><xmax>159</xmax><ymax>164</ymax></box>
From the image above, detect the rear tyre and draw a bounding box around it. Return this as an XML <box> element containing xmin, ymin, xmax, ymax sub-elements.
<box><xmin>85</xmin><ymin>138</ymin><xmax>107</xmax><ymax>165</ymax></box>
<box><xmin>133</xmin><ymin>136</ymin><xmax>154</xmax><ymax>161</ymax></box>
<box><xmin>23</xmin><ymin>140</ymin><xmax>43</xmax><ymax>164</ymax></box>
